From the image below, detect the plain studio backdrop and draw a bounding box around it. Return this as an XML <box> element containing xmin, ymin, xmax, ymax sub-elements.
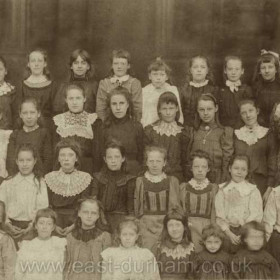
<box><xmin>0</xmin><ymin>0</ymin><xmax>280</xmax><ymax>88</ymax></box>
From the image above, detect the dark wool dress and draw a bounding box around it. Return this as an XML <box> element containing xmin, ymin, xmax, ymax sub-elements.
<box><xmin>217</xmin><ymin>84</ymin><xmax>253</xmax><ymax>128</ymax></box>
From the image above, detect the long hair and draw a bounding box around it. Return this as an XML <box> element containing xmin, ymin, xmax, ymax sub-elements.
<box><xmin>104</xmin><ymin>86</ymin><xmax>133</xmax><ymax>126</ymax></box>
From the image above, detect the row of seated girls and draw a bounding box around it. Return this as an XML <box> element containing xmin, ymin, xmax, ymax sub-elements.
<box><xmin>0</xmin><ymin>141</ymin><xmax>280</xmax><ymax>279</ymax></box>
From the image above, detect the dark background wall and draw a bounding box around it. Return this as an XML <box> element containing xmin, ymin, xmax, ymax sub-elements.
<box><xmin>0</xmin><ymin>0</ymin><xmax>280</xmax><ymax>89</ymax></box>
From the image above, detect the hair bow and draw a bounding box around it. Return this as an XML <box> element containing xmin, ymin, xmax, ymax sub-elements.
<box><xmin>261</xmin><ymin>49</ymin><xmax>280</xmax><ymax>60</ymax></box>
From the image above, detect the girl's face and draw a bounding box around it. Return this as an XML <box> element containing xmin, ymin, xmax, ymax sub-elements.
<box><xmin>28</xmin><ymin>51</ymin><xmax>46</xmax><ymax>76</ymax></box>
<box><xmin>20</xmin><ymin>102</ymin><xmax>40</xmax><ymax>128</ymax></box>
<box><xmin>78</xmin><ymin>201</ymin><xmax>100</xmax><ymax>229</ymax></box>
<box><xmin>110</xmin><ymin>94</ymin><xmax>129</xmax><ymax>119</ymax></box>
<box><xmin>112</xmin><ymin>57</ymin><xmax>130</xmax><ymax>77</ymax></box>
<box><xmin>225</xmin><ymin>59</ymin><xmax>244</xmax><ymax>82</ymax></box>
<box><xmin>104</xmin><ymin>148</ymin><xmax>125</xmax><ymax>171</ymax></box>
<box><xmin>167</xmin><ymin>219</ymin><xmax>185</xmax><ymax>242</ymax></box>
<box><xmin>149</xmin><ymin>70</ymin><xmax>168</xmax><ymax>89</ymax></box>
<box><xmin>120</xmin><ymin>226</ymin><xmax>138</xmax><ymax>248</ymax></box>
<box><xmin>58</xmin><ymin>147</ymin><xmax>77</xmax><ymax>173</ymax></box>
<box><xmin>245</xmin><ymin>228</ymin><xmax>264</xmax><ymax>251</ymax></box>
<box><xmin>197</xmin><ymin>100</ymin><xmax>218</xmax><ymax>124</ymax></box>
<box><xmin>190</xmin><ymin>57</ymin><xmax>208</xmax><ymax>83</ymax></box>
<box><xmin>146</xmin><ymin>150</ymin><xmax>166</xmax><ymax>176</ymax></box>
<box><xmin>71</xmin><ymin>55</ymin><xmax>90</xmax><ymax>78</ymax></box>
<box><xmin>159</xmin><ymin>102</ymin><xmax>178</xmax><ymax>123</ymax></box>
<box><xmin>260</xmin><ymin>61</ymin><xmax>277</xmax><ymax>81</ymax></box>
<box><xmin>0</xmin><ymin>61</ymin><xmax>7</xmax><ymax>83</ymax></box>
<box><xmin>229</xmin><ymin>159</ymin><xmax>248</xmax><ymax>183</ymax></box>
<box><xmin>35</xmin><ymin>217</ymin><xmax>55</xmax><ymax>240</ymax></box>
<box><xmin>66</xmin><ymin>88</ymin><xmax>86</xmax><ymax>113</ymax></box>
<box><xmin>191</xmin><ymin>157</ymin><xmax>209</xmax><ymax>182</ymax></box>
<box><xmin>240</xmin><ymin>103</ymin><xmax>259</xmax><ymax>127</ymax></box>
<box><xmin>16</xmin><ymin>150</ymin><xmax>37</xmax><ymax>176</ymax></box>
<box><xmin>204</xmin><ymin>236</ymin><xmax>222</xmax><ymax>253</ymax></box>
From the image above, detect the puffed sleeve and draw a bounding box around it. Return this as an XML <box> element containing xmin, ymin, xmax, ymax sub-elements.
<box><xmin>168</xmin><ymin>176</ymin><xmax>182</xmax><ymax>210</ymax></box>
<box><xmin>172</xmin><ymin>86</ymin><xmax>184</xmax><ymax>124</ymax></box>
<box><xmin>96</xmin><ymin>79</ymin><xmax>109</xmax><ymax>122</ymax></box>
<box><xmin>263</xmin><ymin>188</ymin><xmax>278</xmax><ymax>241</ymax></box>
<box><xmin>1</xmin><ymin>234</ymin><xmax>16</xmax><ymax>280</ymax></box>
<box><xmin>267</xmin><ymin>131</ymin><xmax>277</xmax><ymax>187</ymax></box>
<box><xmin>210</xmin><ymin>184</ymin><xmax>219</xmax><ymax>224</ymax></box>
<box><xmin>215</xmin><ymin>186</ymin><xmax>229</xmax><ymax>231</ymax></box>
<box><xmin>41</xmin><ymin>128</ymin><xmax>53</xmax><ymax>174</ymax></box>
<box><xmin>134</xmin><ymin>177</ymin><xmax>144</xmax><ymax>217</ymax></box>
<box><xmin>181</xmin><ymin>126</ymin><xmax>193</xmax><ymax>180</ymax></box>
<box><xmin>6</xmin><ymin>130</ymin><xmax>18</xmax><ymax>176</ymax></box>
<box><xmin>141</xmin><ymin>86</ymin><xmax>150</xmax><ymax>128</ymax></box>
<box><xmin>92</xmin><ymin>119</ymin><xmax>104</xmax><ymax>172</ymax></box>
<box><xmin>130</xmin><ymin>78</ymin><xmax>142</xmax><ymax>122</ymax></box>
<box><xmin>245</xmin><ymin>188</ymin><xmax>263</xmax><ymax>224</ymax></box>
<box><xmin>221</xmin><ymin>127</ymin><xmax>234</xmax><ymax>182</ymax></box>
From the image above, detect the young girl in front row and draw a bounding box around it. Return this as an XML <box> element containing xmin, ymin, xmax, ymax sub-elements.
<box><xmin>7</xmin><ymin>98</ymin><xmax>52</xmax><ymax>176</ymax></box>
<box><xmin>91</xmin><ymin>140</ymin><xmax>136</xmax><ymax>232</ymax></box>
<box><xmin>141</xmin><ymin>57</ymin><xmax>183</xmax><ymax>127</ymax></box>
<box><xmin>153</xmin><ymin>208</ymin><xmax>194</xmax><ymax>280</ymax></box>
<box><xmin>16</xmin><ymin>208</ymin><xmax>67</xmax><ymax>280</ymax></box>
<box><xmin>179</xmin><ymin>150</ymin><xmax>218</xmax><ymax>252</ymax></box>
<box><xmin>215</xmin><ymin>155</ymin><xmax>263</xmax><ymax>254</ymax></box>
<box><xmin>0</xmin><ymin>144</ymin><xmax>49</xmax><ymax>246</ymax></box>
<box><xmin>231</xmin><ymin>221</ymin><xmax>280</xmax><ymax>279</ymax></box>
<box><xmin>217</xmin><ymin>55</ymin><xmax>253</xmax><ymax>128</ymax></box>
<box><xmin>193</xmin><ymin>224</ymin><xmax>231</xmax><ymax>280</ymax></box>
<box><xmin>45</xmin><ymin>139</ymin><xmax>92</xmax><ymax>237</ymax></box>
<box><xmin>144</xmin><ymin>91</ymin><xmax>188</xmax><ymax>182</ymax></box>
<box><xmin>64</xmin><ymin>198</ymin><xmax>111</xmax><ymax>280</ymax></box>
<box><xmin>97</xmin><ymin>49</ymin><xmax>142</xmax><ymax>121</ymax></box>
<box><xmin>101</xmin><ymin>218</ymin><xmax>160</xmax><ymax>280</ymax></box>
<box><xmin>180</xmin><ymin>55</ymin><xmax>217</xmax><ymax>127</ymax></box>
<box><xmin>134</xmin><ymin>146</ymin><xmax>181</xmax><ymax>250</ymax></box>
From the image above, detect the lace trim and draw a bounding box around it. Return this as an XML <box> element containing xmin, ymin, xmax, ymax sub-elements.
<box><xmin>0</xmin><ymin>82</ymin><xmax>15</xmax><ymax>96</ymax></box>
<box><xmin>45</xmin><ymin>169</ymin><xmax>91</xmax><ymax>197</ymax></box>
<box><xmin>144</xmin><ymin>171</ymin><xmax>167</xmax><ymax>183</ymax></box>
<box><xmin>189</xmin><ymin>80</ymin><xmax>209</xmax><ymax>88</ymax></box>
<box><xmin>235</xmin><ymin>125</ymin><xmax>268</xmax><ymax>146</ymax></box>
<box><xmin>53</xmin><ymin>111</ymin><xmax>97</xmax><ymax>139</ymax></box>
<box><xmin>188</xmin><ymin>178</ymin><xmax>210</xmax><ymax>190</ymax></box>
<box><xmin>153</xmin><ymin>121</ymin><xmax>183</xmax><ymax>137</ymax></box>
<box><xmin>162</xmin><ymin>243</ymin><xmax>194</xmax><ymax>260</ymax></box>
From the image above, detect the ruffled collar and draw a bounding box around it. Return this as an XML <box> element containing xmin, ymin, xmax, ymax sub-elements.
<box><xmin>153</xmin><ymin>121</ymin><xmax>183</xmax><ymax>136</ymax></box>
<box><xmin>45</xmin><ymin>169</ymin><xmax>91</xmax><ymax>197</ymax></box>
<box><xmin>221</xmin><ymin>180</ymin><xmax>256</xmax><ymax>197</ymax></box>
<box><xmin>188</xmin><ymin>178</ymin><xmax>210</xmax><ymax>190</ymax></box>
<box><xmin>0</xmin><ymin>81</ymin><xmax>14</xmax><ymax>96</ymax></box>
<box><xmin>226</xmin><ymin>80</ymin><xmax>241</xmax><ymax>93</ymax></box>
<box><xmin>161</xmin><ymin>239</ymin><xmax>194</xmax><ymax>260</ymax></box>
<box><xmin>189</xmin><ymin>80</ymin><xmax>209</xmax><ymax>88</ymax></box>
<box><xmin>144</xmin><ymin>171</ymin><xmax>167</xmax><ymax>183</ymax></box>
<box><xmin>235</xmin><ymin>125</ymin><xmax>268</xmax><ymax>145</ymax></box>
<box><xmin>110</xmin><ymin>75</ymin><xmax>130</xmax><ymax>86</ymax></box>
<box><xmin>71</xmin><ymin>226</ymin><xmax>104</xmax><ymax>242</ymax></box>
<box><xmin>53</xmin><ymin>111</ymin><xmax>97</xmax><ymax>139</ymax></box>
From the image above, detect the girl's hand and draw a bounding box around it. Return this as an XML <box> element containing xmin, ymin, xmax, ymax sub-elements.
<box><xmin>225</xmin><ymin>229</ymin><xmax>240</xmax><ymax>245</ymax></box>
<box><xmin>63</xmin><ymin>224</ymin><xmax>75</xmax><ymax>236</ymax></box>
<box><xmin>5</xmin><ymin>223</ymin><xmax>24</xmax><ymax>238</ymax></box>
<box><xmin>55</xmin><ymin>225</ymin><xmax>65</xmax><ymax>236</ymax></box>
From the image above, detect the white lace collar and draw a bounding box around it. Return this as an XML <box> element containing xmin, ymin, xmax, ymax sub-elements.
<box><xmin>226</xmin><ymin>80</ymin><xmax>241</xmax><ymax>93</ymax></box>
<box><xmin>153</xmin><ymin>121</ymin><xmax>183</xmax><ymax>137</ymax></box>
<box><xmin>110</xmin><ymin>75</ymin><xmax>130</xmax><ymax>85</ymax></box>
<box><xmin>0</xmin><ymin>81</ymin><xmax>14</xmax><ymax>96</ymax></box>
<box><xmin>188</xmin><ymin>178</ymin><xmax>210</xmax><ymax>190</ymax></box>
<box><xmin>45</xmin><ymin>169</ymin><xmax>91</xmax><ymax>197</ymax></box>
<box><xmin>162</xmin><ymin>243</ymin><xmax>194</xmax><ymax>260</ymax></box>
<box><xmin>53</xmin><ymin>111</ymin><xmax>97</xmax><ymax>139</ymax></box>
<box><xmin>144</xmin><ymin>171</ymin><xmax>167</xmax><ymax>183</ymax></box>
<box><xmin>189</xmin><ymin>80</ymin><xmax>209</xmax><ymax>88</ymax></box>
<box><xmin>235</xmin><ymin>125</ymin><xmax>268</xmax><ymax>145</ymax></box>
<box><xmin>220</xmin><ymin>180</ymin><xmax>256</xmax><ymax>197</ymax></box>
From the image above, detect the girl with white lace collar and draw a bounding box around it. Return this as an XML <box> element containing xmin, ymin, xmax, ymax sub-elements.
<box><xmin>96</xmin><ymin>49</ymin><xmax>142</xmax><ymax>121</ymax></box>
<box><xmin>0</xmin><ymin>56</ymin><xmax>16</xmax><ymax>129</ymax></box>
<box><xmin>141</xmin><ymin>57</ymin><xmax>183</xmax><ymax>127</ymax></box>
<box><xmin>234</xmin><ymin>99</ymin><xmax>277</xmax><ymax>201</ymax></box>
<box><xmin>217</xmin><ymin>55</ymin><xmax>253</xmax><ymax>128</ymax></box>
<box><xmin>180</xmin><ymin>55</ymin><xmax>217</xmax><ymax>127</ymax></box>
<box><xmin>134</xmin><ymin>146</ymin><xmax>181</xmax><ymax>251</ymax></box>
<box><xmin>45</xmin><ymin>139</ymin><xmax>92</xmax><ymax>237</ymax></box>
<box><xmin>144</xmin><ymin>91</ymin><xmax>188</xmax><ymax>182</ymax></box>
<box><xmin>179</xmin><ymin>150</ymin><xmax>218</xmax><ymax>252</ymax></box>
<box><xmin>153</xmin><ymin>208</ymin><xmax>194</xmax><ymax>279</ymax></box>
<box><xmin>215</xmin><ymin>155</ymin><xmax>263</xmax><ymax>254</ymax></box>
<box><xmin>53</xmin><ymin>83</ymin><xmax>103</xmax><ymax>174</ymax></box>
